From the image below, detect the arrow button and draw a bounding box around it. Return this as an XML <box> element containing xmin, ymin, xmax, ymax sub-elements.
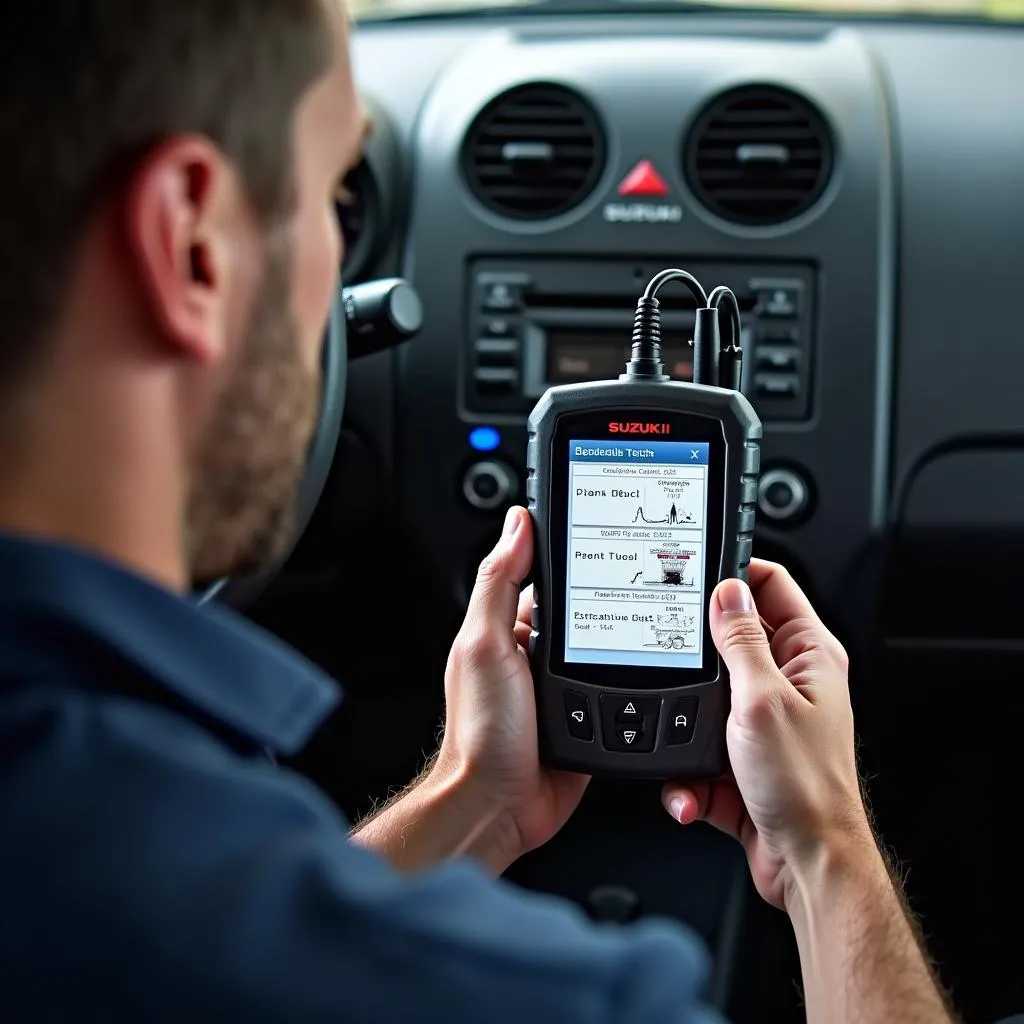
<box><xmin>563</xmin><ymin>691</ymin><xmax>593</xmax><ymax>742</ymax></box>
<box><xmin>600</xmin><ymin>694</ymin><xmax>659</xmax><ymax>752</ymax></box>
<box><xmin>617</xmin><ymin>727</ymin><xmax>640</xmax><ymax>746</ymax></box>
<box><xmin>616</xmin><ymin>700</ymin><xmax>642</xmax><ymax>723</ymax></box>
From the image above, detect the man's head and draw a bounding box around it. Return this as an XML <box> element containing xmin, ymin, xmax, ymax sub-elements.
<box><xmin>0</xmin><ymin>1</ymin><xmax>365</xmax><ymax>587</ymax></box>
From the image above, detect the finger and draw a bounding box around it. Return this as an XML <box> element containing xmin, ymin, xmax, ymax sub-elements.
<box><xmin>747</xmin><ymin>560</ymin><xmax>843</xmax><ymax>674</ymax></box>
<box><xmin>517</xmin><ymin>584</ymin><xmax>535</xmax><ymax>630</ymax></box>
<box><xmin>513</xmin><ymin>621</ymin><xmax>531</xmax><ymax>651</ymax></box>
<box><xmin>460</xmin><ymin>507</ymin><xmax>533</xmax><ymax>658</ymax></box>
<box><xmin>710</xmin><ymin>578</ymin><xmax>783</xmax><ymax>701</ymax></box>
<box><xmin>746</xmin><ymin>559</ymin><xmax>822</xmax><ymax>634</ymax></box>
<box><xmin>662</xmin><ymin>779</ymin><xmax>749</xmax><ymax>842</ymax></box>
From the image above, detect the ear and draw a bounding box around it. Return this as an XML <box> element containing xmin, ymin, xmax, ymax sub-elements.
<box><xmin>123</xmin><ymin>136</ymin><xmax>245</xmax><ymax>366</ymax></box>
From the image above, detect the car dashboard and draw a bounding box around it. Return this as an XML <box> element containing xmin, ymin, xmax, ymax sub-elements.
<box><xmin>261</xmin><ymin>10</ymin><xmax>1024</xmax><ymax>1023</ymax></box>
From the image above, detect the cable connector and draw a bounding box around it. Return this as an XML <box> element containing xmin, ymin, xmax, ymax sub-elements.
<box><xmin>708</xmin><ymin>285</ymin><xmax>744</xmax><ymax>392</ymax></box>
<box><xmin>623</xmin><ymin>296</ymin><xmax>668</xmax><ymax>381</ymax></box>
<box><xmin>692</xmin><ymin>307</ymin><xmax>720</xmax><ymax>387</ymax></box>
<box><xmin>623</xmin><ymin>269</ymin><xmax>708</xmax><ymax>383</ymax></box>
<box><xmin>625</xmin><ymin>268</ymin><xmax>745</xmax><ymax>390</ymax></box>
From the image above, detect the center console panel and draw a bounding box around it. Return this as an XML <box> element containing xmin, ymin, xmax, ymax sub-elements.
<box><xmin>396</xmin><ymin>25</ymin><xmax>894</xmax><ymax>636</ymax></box>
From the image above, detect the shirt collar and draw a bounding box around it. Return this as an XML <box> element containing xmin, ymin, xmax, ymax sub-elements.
<box><xmin>0</xmin><ymin>533</ymin><xmax>340</xmax><ymax>755</ymax></box>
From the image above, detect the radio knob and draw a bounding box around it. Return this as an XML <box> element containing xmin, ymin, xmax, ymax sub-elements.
<box><xmin>463</xmin><ymin>461</ymin><xmax>515</xmax><ymax>511</ymax></box>
<box><xmin>757</xmin><ymin>467</ymin><xmax>810</xmax><ymax>523</ymax></box>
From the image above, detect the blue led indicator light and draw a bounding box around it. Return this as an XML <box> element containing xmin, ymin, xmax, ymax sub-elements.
<box><xmin>469</xmin><ymin>426</ymin><xmax>501</xmax><ymax>452</ymax></box>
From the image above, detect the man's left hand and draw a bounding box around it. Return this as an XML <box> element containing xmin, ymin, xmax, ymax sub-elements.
<box><xmin>435</xmin><ymin>505</ymin><xmax>590</xmax><ymax>865</ymax></box>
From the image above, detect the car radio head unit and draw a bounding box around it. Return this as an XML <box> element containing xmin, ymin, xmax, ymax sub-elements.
<box><xmin>530</xmin><ymin>325</ymin><xmax>695</xmax><ymax>396</ymax></box>
<box><xmin>463</xmin><ymin>257</ymin><xmax>815</xmax><ymax>424</ymax></box>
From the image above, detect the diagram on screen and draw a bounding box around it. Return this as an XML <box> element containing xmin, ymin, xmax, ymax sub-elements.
<box><xmin>570</xmin><ymin>471</ymin><xmax>703</xmax><ymax>531</ymax></box>
<box><xmin>632</xmin><ymin>499</ymin><xmax>695</xmax><ymax>526</ymax></box>
<box><xmin>641</xmin><ymin>545</ymin><xmax>699</xmax><ymax>589</ymax></box>
<box><xmin>644</xmin><ymin>612</ymin><xmax>697</xmax><ymax>650</ymax></box>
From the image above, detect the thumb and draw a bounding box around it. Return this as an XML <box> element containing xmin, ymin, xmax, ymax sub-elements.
<box><xmin>710</xmin><ymin>578</ymin><xmax>780</xmax><ymax>699</ymax></box>
<box><xmin>465</xmin><ymin>506</ymin><xmax>533</xmax><ymax>633</ymax></box>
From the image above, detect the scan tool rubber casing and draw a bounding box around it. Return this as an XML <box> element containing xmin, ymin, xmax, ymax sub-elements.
<box><xmin>527</xmin><ymin>378</ymin><xmax>761</xmax><ymax>779</ymax></box>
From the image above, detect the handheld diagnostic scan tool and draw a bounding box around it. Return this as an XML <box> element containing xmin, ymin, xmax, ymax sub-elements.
<box><xmin>527</xmin><ymin>269</ymin><xmax>762</xmax><ymax>779</ymax></box>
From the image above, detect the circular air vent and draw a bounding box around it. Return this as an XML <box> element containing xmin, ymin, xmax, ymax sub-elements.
<box><xmin>463</xmin><ymin>84</ymin><xmax>606</xmax><ymax>220</ymax></box>
<box><xmin>685</xmin><ymin>86</ymin><xmax>833</xmax><ymax>226</ymax></box>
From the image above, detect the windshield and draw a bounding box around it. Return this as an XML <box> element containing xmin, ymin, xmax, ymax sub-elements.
<box><xmin>351</xmin><ymin>0</ymin><xmax>1024</xmax><ymax>20</ymax></box>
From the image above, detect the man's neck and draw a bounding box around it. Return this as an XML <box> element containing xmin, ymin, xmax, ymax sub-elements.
<box><xmin>0</xmin><ymin>494</ymin><xmax>187</xmax><ymax>592</ymax></box>
<box><xmin>0</xmin><ymin>414</ymin><xmax>188</xmax><ymax>594</ymax></box>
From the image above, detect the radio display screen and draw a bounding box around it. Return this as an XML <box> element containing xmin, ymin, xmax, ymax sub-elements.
<box><xmin>545</xmin><ymin>329</ymin><xmax>693</xmax><ymax>385</ymax></box>
<box><xmin>563</xmin><ymin>439</ymin><xmax>710</xmax><ymax>669</ymax></box>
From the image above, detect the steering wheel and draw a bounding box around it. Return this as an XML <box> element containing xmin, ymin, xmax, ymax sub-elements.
<box><xmin>198</xmin><ymin>283</ymin><xmax>347</xmax><ymax>608</ymax></box>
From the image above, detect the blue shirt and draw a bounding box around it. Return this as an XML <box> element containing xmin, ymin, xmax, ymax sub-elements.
<box><xmin>0</xmin><ymin>534</ymin><xmax>722</xmax><ymax>1023</ymax></box>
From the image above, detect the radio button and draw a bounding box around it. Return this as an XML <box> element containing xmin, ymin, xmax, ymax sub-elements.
<box><xmin>474</xmin><ymin>338</ymin><xmax>519</xmax><ymax>366</ymax></box>
<box><xmin>564</xmin><ymin>691</ymin><xmax>594</xmax><ymax>742</ymax></box>
<box><xmin>755</xmin><ymin>373</ymin><xmax>799</xmax><ymax>398</ymax></box>
<box><xmin>757</xmin><ymin>467</ymin><xmax>810</xmax><ymax>524</ymax></box>
<box><xmin>753</xmin><ymin>281</ymin><xmax>802</xmax><ymax>318</ymax></box>
<box><xmin>462</xmin><ymin>461</ymin><xmax>515</xmax><ymax>511</ymax></box>
<box><xmin>665</xmin><ymin>697</ymin><xmax>699</xmax><ymax>745</ymax></box>
<box><xmin>483</xmin><ymin>317</ymin><xmax>512</xmax><ymax>336</ymax></box>
<box><xmin>473</xmin><ymin>367</ymin><xmax>518</xmax><ymax>396</ymax></box>
<box><xmin>481</xmin><ymin>280</ymin><xmax>521</xmax><ymax>311</ymax></box>
<box><xmin>755</xmin><ymin>346</ymin><xmax>799</xmax><ymax>373</ymax></box>
<box><xmin>758</xmin><ymin>324</ymin><xmax>799</xmax><ymax>345</ymax></box>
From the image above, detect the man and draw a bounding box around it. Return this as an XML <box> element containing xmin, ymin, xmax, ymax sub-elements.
<box><xmin>0</xmin><ymin>3</ymin><xmax>956</xmax><ymax>1022</ymax></box>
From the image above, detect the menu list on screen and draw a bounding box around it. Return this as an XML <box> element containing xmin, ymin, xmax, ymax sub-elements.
<box><xmin>564</xmin><ymin>439</ymin><xmax>710</xmax><ymax>669</ymax></box>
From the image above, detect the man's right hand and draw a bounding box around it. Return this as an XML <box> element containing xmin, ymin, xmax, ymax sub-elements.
<box><xmin>662</xmin><ymin>559</ymin><xmax>873</xmax><ymax>911</ymax></box>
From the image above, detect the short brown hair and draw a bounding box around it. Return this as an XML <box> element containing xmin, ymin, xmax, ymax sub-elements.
<box><xmin>0</xmin><ymin>1</ymin><xmax>332</xmax><ymax>396</ymax></box>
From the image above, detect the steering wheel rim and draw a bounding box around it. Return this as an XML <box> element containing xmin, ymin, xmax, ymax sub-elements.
<box><xmin>198</xmin><ymin>282</ymin><xmax>347</xmax><ymax>608</ymax></box>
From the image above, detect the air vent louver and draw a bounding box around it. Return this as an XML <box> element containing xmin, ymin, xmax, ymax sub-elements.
<box><xmin>685</xmin><ymin>86</ymin><xmax>833</xmax><ymax>226</ymax></box>
<box><xmin>463</xmin><ymin>84</ymin><xmax>605</xmax><ymax>220</ymax></box>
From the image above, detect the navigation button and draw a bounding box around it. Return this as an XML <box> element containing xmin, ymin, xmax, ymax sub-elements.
<box><xmin>564</xmin><ymin>691</ymin><xmax>594</xmax><ymax>742</ymax></box>
<box><xmin>599</xmin><ymin>694</ymin><xmax>659</xmax><ymax>752</ymax></box>
<box><xmin>616</xmin><ymin>701</ymin><xmax>641</xmax><ymax>723</ymax></box>
<box><xmin>665</xmin><ymin>697</ymin><xmax>699</xmax><ymax>745</ymax></box>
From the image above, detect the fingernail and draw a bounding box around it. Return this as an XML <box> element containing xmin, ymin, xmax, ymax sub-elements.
<box><xmin>718</xmin><ymin>578</ymin><xmax>754</xmax><ymax>614</ymax></box>
<box><xmin>668</xmin><ymin>796</ymin><xmax>686</xmax><ymax>823</ymax></box>
<box><xmin>502</xmin><ymin>506</ymin><xmax>521</xmax><ymax>538</ymax></box>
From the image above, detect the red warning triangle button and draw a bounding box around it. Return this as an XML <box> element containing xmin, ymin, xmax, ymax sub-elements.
<box><xmin>617</xmin><ymin>159</ymin><xmax>670</xmax><ymax>197</ymax></box>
